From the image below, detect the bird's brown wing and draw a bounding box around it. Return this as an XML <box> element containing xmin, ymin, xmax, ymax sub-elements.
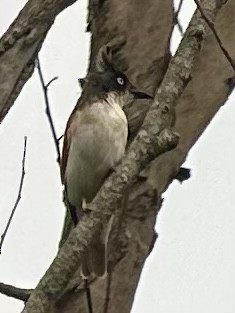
<box><xmin>60</xmin><ymin>101</ymin><xmax>81</xmax><ymax>184</ymax></box>
<box><xmin>60</xmin><ymin>124</ymin><xmax>70</xmax><ymax>185</ymax></box>
<box><xmin>61</xmin><ymin>109</ymin><xmax>79</xmax><ymax>184</ymax></box>
<box><xmin>60</xmin><ymin>108</ymin><xmax>81</xmax><ymax>226</ymax></box>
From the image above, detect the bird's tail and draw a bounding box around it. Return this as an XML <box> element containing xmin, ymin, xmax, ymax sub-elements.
<box><xmin>82</xmin><ymin>239</ymin><xmax>107</xmax><ymax>278</ymax></box>
<box><xmin>81</xmin><ymin>216</ymin><xmax>113</xmax><ymax>278</ymax></box>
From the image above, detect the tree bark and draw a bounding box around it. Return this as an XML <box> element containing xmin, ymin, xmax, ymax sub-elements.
<box><xmin>0</xmin><ymin>0</ymin><xmax>235</xmax><ymax>313</ymax></box>
<box><xmin>56</xmin><ymin>1</ymin><xmax>235</xmax><ymax>313</ymax></box>
<box><xmin>0</xmin><ymin>0</ymin><xmax>78</xmax><ymax>124</ymax></box>
<box><xmin>58</xmin><ymin>1</ymin><xmax>174</xmax><ymax>312</ymax></box>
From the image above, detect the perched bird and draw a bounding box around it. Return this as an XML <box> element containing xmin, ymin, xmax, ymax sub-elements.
<box><xmin>60</xmin><ymin>46</ymin><xmax>152</xmax><ymax>277</ymax></box>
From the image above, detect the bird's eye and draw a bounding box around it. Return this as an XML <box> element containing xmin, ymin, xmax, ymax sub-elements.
<box><xmin>116</xmin><ymin>77</ymin><xmax>125</xmax><ymax>86</ymax></box>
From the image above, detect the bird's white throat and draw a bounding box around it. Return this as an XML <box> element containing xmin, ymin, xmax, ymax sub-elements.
<box><xmin>106</xmin><ymin>90</ymin><xmax>133</xmax><ymax>109</ymax></box>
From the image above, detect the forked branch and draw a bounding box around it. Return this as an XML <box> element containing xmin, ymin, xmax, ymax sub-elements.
<box><xmin>174</xmin><ymin>0</ymin><xmax>184</xmax><ymax>36</ymax></box>
<box><xmin>21</xmin><ymin>1</ymin><xmax>223</xmax><ymax>313</ymax></box>
<box><xmin>36</xmin><ymin>57</ymin><xmax>61</xmax><ymax>165</ymax></box>
<box><xmin>194</xmin><ymin>0</ymin><xmax>235</xmax><ymax>71</ymax></box>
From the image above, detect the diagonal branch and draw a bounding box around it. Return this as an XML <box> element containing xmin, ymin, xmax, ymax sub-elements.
<box><xmin>36</xmin><ymin>57</ymin><xmax>61</xmax><ymax>164</ymax></box>
<box><xmin>0</xmin><ymin>137</ymin><xmax>27</xmax><ymax>254</ymax></box>
<box><xmin>24</xmin><ymin>131</ymin><xmax>178</xmax><ymax>313</ymax></box>
<box><xmin>194</xmin><ymin>0</ymin><xmax>235</xmax><ymax>71</ymax></box>
<box><xmin>22</xmin><ymin>1</ymin><xmax>223</xmax><ymax>312</ymax></box>
<box><xmin>174</xmin><ymin>0</ymin><xmax>184</xmax><ymax>36</ymax></box>
<box><xmin>0</xmin><ymin>0</ymin><xmax>79</xmax><ymax>125</ymax></box>
<box><xmin>0</xmin><ymin>282</ymin><xmax>32</xmax><ymax>302</ymax></box>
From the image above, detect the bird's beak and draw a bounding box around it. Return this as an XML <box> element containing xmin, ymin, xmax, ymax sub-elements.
<box><xmin>130</xmin><ymin>85</ymin><xmax>153</xmax><ymax>99</ymax></box>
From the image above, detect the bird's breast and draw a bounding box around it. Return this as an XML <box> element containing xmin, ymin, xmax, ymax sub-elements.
<box><xmin>65</xmin><ymin>99</ymin><xmax>128</xmax><ymax>205</ymax></box>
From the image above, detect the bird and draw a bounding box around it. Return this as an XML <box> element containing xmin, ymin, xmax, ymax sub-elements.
<box><xmin>60</xmin><ymin>46</ymin><xmax>152</xmax><ymax>278</ymax></box>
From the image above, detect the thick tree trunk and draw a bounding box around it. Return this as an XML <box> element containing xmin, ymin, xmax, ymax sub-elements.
<box><xmin>56</xmin><ymin>1</ymin><xmax>235</xmax><ymax>313</ymax></box>
<box><xmin>0</xmin><ymin>0</ymin><xmax>235</xmax><ymax>313</ymax></box>
<box><xmin>58</xmin><ymin>1</ymin><xmax>173</xmax><ymax>312</ymax></box>
<box><xmin>56</xmin><ymin>1</ymin><xmax>174</xmax><ymax>313</ymax></box>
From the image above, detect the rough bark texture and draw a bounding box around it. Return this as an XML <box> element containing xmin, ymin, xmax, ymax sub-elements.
<box><xmin>0</xmin><ymin>0</ymin><xmax>78</xmax><ymax>124</ymax></box>
<box><xmin>0</xmin><ymin>0</ymin><xmax>235</xmax><ymax>313</ymax></box>
<box><xmin>56</xmin><ymin>1</ymin><xmax>235</xmax><ymax>313</ymax></box>
<box><xmin>0</xmin><ymin>282</ymin><xmax>31</xmax><ymax>302</ymax></box>
<box><xmin>22</xmin><ymin>0</ymin><xmax>223</xmax><ymax>311</ymax></box>
<box><xmin>59</xmin><ymin>0</ymin><xmax>174</xmax><ymax>312</ymax></box>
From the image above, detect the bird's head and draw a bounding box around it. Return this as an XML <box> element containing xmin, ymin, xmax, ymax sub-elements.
<box><xmin>78</xmin><ymin>44</ymin><xmax>153</xmax><ymax>107</ymax></box>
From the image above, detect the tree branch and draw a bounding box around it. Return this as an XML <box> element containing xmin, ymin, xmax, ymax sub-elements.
<box><xmin>194</xmin><ymin>0</ymin><xmax>235</xmax><ymax>71</ymax></box>
<box><xmin>21</xmin><ymin>1</ymin><xmax>222</xmax><ymax>312</ymax></box>
<box><xmin>0</xmin><ymin>0</ymin><xmax>79</xmax><ymax>125</ymax></box>
<box><xmin>0</xmin><ymin>282</ymin><xmax>32</xmax><ymax>302</ymax></box>
<box><xmin>36</xmin><ymin>57</ymin><xmax>61</xmax><ymax>164</ymax></box>
<box><xmin>23</xmin><ymin>129</ymin><xmax>178</xmax><ymax>313</ymax></box>
<box><xmin>0</xmin><ymin>137</ymin><xmax>27</xmax><ymax>254</ymax></box>
<box><xmin>174</xmin><ymin>0</ymin><xmax>184</xmax><ymax>36</ymax></box>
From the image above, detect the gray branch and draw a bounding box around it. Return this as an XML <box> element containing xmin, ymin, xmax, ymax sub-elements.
<box><xmin>174</xmin><ymin>0</ymin><xmax>184</xmax><ymax>36</ymax></box>
<box><xmin>36</xmin><ymin>57</ymin><xmax>61</xmax><ymax>165</ymax></box>
<box><xmin>0</xmin><ymin>137</ymin><xmax>27</xmax><ymax>254</ymax></box>
<box><xmin>0</xmin><ymin>282</ymin><xmax>32</xmax><ymax>302</ymax></box>
<box><xmin>0</xmin><ymin>0</ymin><xmax>78</xmax><ymax>124</ymax></box>
<box><xmin>194</xmin><ymin>0</ymin><xmax>235</xmax><ymax>71</ymax></box>
<box><xmin>21</xmin><ymin>1</ymin><xmax>222</xmax><ymax>312</ymax></box>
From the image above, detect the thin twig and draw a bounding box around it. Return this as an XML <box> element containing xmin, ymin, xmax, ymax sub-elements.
<box><xmin>45</xmin><ymin>77</ymin><xmax>58</xmax><ymax>89</ymax></box>
<box><xmin>174</xmin><ymin>0</ymin><xmax>184</xmax><ymax>36</ymax></box>
<box><xmin>57</xmin><ymin>134</ymin><xmax>64</xmax><ymax>141</ymax></box>
<box><xmin>0</xmin><ymin>282</ymin><xmax>32</xmax><ymax>302</ymax></box>
<box><xmin>36</xmin><ymin>57</ymin><xmax>61</xmax><ymax>164</ymax></box>
<box><xmin>0</xmin><ymin>137</ymin><xmax>27</xmax><ymax>254</ymax></box>
<box><xmin>22</xmin><ymin>1</ymin><xmax>222</xmax><ymax>311</ymax></box>
<box><xmin>194</xmin><ymin>0</ymin><xmax>235</xmax><ymax>71</ymax></box>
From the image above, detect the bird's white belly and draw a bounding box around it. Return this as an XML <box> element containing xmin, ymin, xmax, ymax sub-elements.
<box><xmin>65</xmin><ymin>101</ymin><xmax>128</xmax><ymax>206</ymax></box>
